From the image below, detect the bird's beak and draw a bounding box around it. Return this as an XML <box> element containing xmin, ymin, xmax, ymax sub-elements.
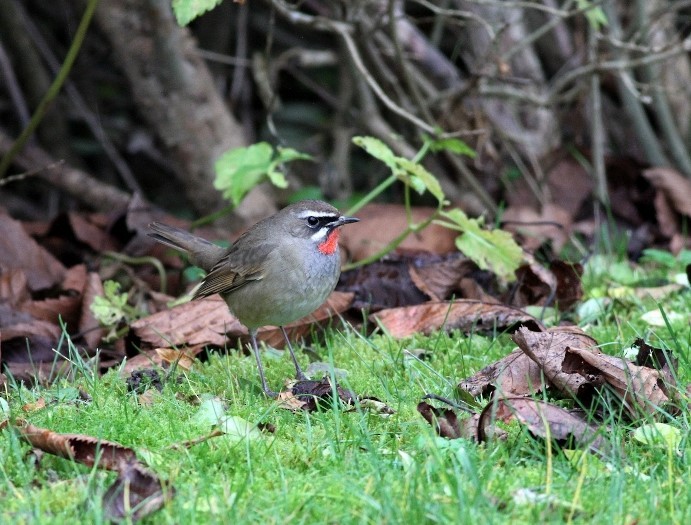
<box><xmin>334</xmin><ymin>215</ymin><xmax>359</xmax><ymax>227</ymax></box>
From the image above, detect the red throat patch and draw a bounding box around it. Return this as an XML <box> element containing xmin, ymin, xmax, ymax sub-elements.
<box><xmin>318</xmin><ymin>229</ymin><xmax>340</xmax><ymax>255</ymax></box>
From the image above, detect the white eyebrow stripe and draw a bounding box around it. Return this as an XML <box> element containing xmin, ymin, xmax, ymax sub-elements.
<box><xmin>296</xmin><ymin>210</ymin><xmax>339</xmax><ymax>219</ymax></box>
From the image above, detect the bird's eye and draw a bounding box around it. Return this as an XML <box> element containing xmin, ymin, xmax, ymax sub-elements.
<box><xmin>306</xmin><ymin>216</ymin><xmax>319</xmax><ymax>227</ymax></box>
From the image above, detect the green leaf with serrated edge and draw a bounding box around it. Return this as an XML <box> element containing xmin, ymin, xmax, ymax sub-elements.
<box><xmin>398</xmin><ymin>158</ymin><xmax>445</xmax><ymax>202</ymax></box>
<box><xmin>436</xmin><ymin>209</ymin><xmax>523</xmax><ymax>281</ymax></box>
<box><xmin>172</xmin><ymin>0</ymin><xmax>223</xmax><ymax>26</ymax></box>
<box><xmin>353</xmin><ymin>136</ymin><xmax>397</xmax><ymax>170</ymax></box>
<box><xmin>214</xmin><ymin>143</ymin><xmax>273</xmax><ymax>205</ymax></box>
<box><xmin>427</xmin><ymin>137</ymin><xmax>476</xmax><ymax>158</ymax></box>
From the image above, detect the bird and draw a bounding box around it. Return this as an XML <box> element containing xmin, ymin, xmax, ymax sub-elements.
<box><xmin>149</xmin><ymin>200</ymin><xmax>359</xmax><ymax>397</ymax></box>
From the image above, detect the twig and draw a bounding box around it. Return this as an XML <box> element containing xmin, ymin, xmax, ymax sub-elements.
<box><xmin>0</xmin><ymin>40</ymin><xmax>31</xmax><ymax>128</ymax></box>
<box><xmin>588</xmin><ymin>23</ymin><xmax>608</xmax><ymax>205</ymax></box>
<box><xmin>0</xmin><ymin>127</ymin><xmax>131</xmax><ymax>211</ymax></box>
<box><xmin>0</xmin><ymin>0</ymin><xmax>99</xmax><ymax>178</ymax></box>
<box><xmin>603</xmin><ymin>2</ymin><xmax>669</xmax><ymax>167</ymax></box>
<box><xmin>16</xmin><ymin>0</ymin><xmax>143</xmax><ymax>195</ymax></box>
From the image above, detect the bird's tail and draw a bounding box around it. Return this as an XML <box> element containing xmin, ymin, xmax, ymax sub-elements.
<box><xmin>148</xmin><ymin>222</ymin><xmax>226</xmax><ymax>271</ymax></box>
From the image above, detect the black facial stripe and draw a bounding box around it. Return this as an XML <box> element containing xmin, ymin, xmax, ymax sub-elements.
<box><xmin>306</xmin><ymin>215</ymin><xmax>339</xmax><ymax>229</ymax></box>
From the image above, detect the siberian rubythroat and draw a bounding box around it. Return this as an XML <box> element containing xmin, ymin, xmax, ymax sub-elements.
<box><xmin>149</xmin><ymin>200</ymin><xmax>359</xmax><ymax>397</ymax></box>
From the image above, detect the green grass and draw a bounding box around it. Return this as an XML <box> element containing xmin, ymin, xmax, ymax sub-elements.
<box><xmin>1</xmin><ymin>256</ymin><xmax>690</xmax><ymax>524</ymax></box>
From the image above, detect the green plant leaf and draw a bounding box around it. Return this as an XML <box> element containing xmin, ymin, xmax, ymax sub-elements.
<box><xmin>90</xmin><ymin>280</ymin><xmax>139</xmax><ymax>342</ymax></box>
<box><xmin>426</xmin><ymin>136</ymin><xmax>476</xmax><ymax>158</ymax></box>
<box><xmin>633</xmin><ymin>423</ymin><xmax>681</xmax><ymax>450</ymax></box>
<box><xmin>435</xmin><ymin>209</ymin><xmax>523</xmax><ymax>281</ymax></box>
<box><xmin>353</xmin><ymin>136</ymin><xmax>446</xmax><ymax>203</ymax></box>
<box><xmin>172</xmin><ymin>0</ymin><xmax>223</xmax><ymax>26</ymax></box>
<box><xmin>214</xmin><ymin>143</ymin><xmax>310</xmax><ymax>206</ymax></box>
<box><xmin>576</xmin><ymin>0</ymin><xmax>608</xmax><ymax>30</ymax></box>
<box><xmin>90</xmin><ymin>281</ymin><xmax>129</xmax><ymax>326</ymax></box>
<box><xmin>214</xmin><ymin>143</ymin><xmax>273</xmax><ymax>206</ymax></box>
<box><xmin>398</xmin><ymin>158</ymin><xmax>445</xmax><ymax>203</ymax></box>
<box><xmin>353</xmin><ymin>136</ymin><xmax>397</xmax><ymax>169</ymax></box>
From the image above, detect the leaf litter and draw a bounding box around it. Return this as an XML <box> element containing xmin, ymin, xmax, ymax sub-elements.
<box><xmin>1</xmin><ymin>193</ymin><xmax>689</xmax><ymax>520</ymax></box>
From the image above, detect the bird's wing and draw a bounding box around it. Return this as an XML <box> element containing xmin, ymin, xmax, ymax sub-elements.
<box><xmin>193</xmin><ymin>236</ymin><xmax>277</xmax><ymax>298</ymax></box>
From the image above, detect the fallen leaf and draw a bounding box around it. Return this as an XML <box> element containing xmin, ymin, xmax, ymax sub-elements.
<box><xmin>477</xmin><ymin>397</ymin><xmax>611</xmax><ymax>457</ymax></box>
<box><xmin>278</xmin><ymin>376</ymin><xmax>356</xmax><ymax>412</ymax></box>
<box><xmin>512</xmin><ymin>326</ymin><xmax>600</xmax><ymax>401</ymax></box>
<box><xmin>633</xmin><ymin>338</ymin><xmax>678</xmax><ymax>394</ymax></box>
<box><xmin>339</xmin><ymin>203</ymin><xmax>456</xmax><ymax>261</ymax></box>
<box><xmin>372</xmin><ymin>300</ymin><xmax>543</xmax><ymax>339</ymax></box>
<box><xmin>103</xmin><ymin>461</ymin><xmax>173</xmax><ymax>522</ymax></box>
<box><xmin>131</xmin><ymin>291</ymin><xmax>353</xmax><ymax>349</ymax></box>
<box><xmin>566</xmin><ymin>347</ymin><xmax>669</xmax><ymax>418</ymax></box>
<box><xmin>155</xmin><ymin>348</ymin><xmax>198</xmax><ymax>370</ymax></box>
<box><xmin>632</xmin><ymin>423</ymin><xmax>681</xmax><ymax>450</ymax></box>
<box><xmin>417</xmin><ymin>401</ymin><xmax>487</xmax><ymax>440</ymax></box>
<box><xmin>458</xmin><ymin>347</ymin><xmax>544</xmax><ymax>398</ymax></box>
<box><xmin>0</xmin><ymin>212</ymin><xmax>66</xmax><ymax>291</ymax></box>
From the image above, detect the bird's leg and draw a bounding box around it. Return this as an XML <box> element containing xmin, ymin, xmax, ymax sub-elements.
<box><xmin>249</xmin><ymin>330</ymin><xmax>278</xmax><ymax>398</ymax></box>
<box><xmin>280</xmin><ymin>326</ymin><xmax>307</xmax><ymax>381</ymax></box>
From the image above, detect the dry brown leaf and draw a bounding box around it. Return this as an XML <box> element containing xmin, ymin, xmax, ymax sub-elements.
<box><xmin>566</xmin><ymin>347</ymin><xmax>668</xmax><ymax>417</ymax></box>
<box><xmin>155</xmin><ymin>348</ymin><xmax>198</xmax><ymax>370</ymax></box>
<box><xmin>20</xmin><ymin>264</ymin><xmax>86</xmax><ymax>328</ymax></box>
<box><xmin>477</xmin><ymin>397</ymin><xmax>610</xmax><ymax>456</ymax></box>
<box><xmin>372</xmin><ymin>300</ymin><xmax>544</xmax><ymax>339</ymax></box>
<box><xmin>103</xmin><ymin>462</ymin><xmax>173</xmax><ymax>522</ymax></box>
<box><xmin>512</xmin><ymin>326</ymin><xmax>600</xmax><ymax>399</ymax></box>
<box><xmin>459</xmin><ymin>347</ymin><xmax>544</xmax><ymax>398</ymax></box>
<box><xmin>131</xmin><ymin>291</ymin><xmax>353</xmax><ymax>349</ymax></box>
<box><xmin>339</xmin><ymin>203</ymin><xmax>456</xmax><ymax>261</ymax></box>
<box><xmin>15</xmin><ymin>419</ymin><xmax>140</xmax><ymax>469</ymax></box>
<box><xmin>22</xmin><ymin>398</ymin><xmax>47</xmax><ymax>412</ymax></box>
<box><xmin>131</xmin><ymin>295</ymin><xmax>242</xmax><ymax>348</ymax></box>
<box><xmin>510</xmin><ymin>259</ymin><xmax>583</xmax><ymax>311</ymax></box>
<box><xmin>338</xmin><ymin>256</ymin><xmax>431</xmax><ymax>311</ymax></box>
<box><xmin>643</xmin><ymin>167</ymin><xmax>691</xmax><ymax>217</ymax></box>
<box><xmin>0</xmin><ymin>212</ymin><xmax>66</xmax><ymax>291</ymax></box>
<box><xmin>417</xmin><ymin>401</ymin><xmax>490</xmax><ymax>440</ymax></box>
<box><xmin>634</xmin><ymin>338</ymin><xmax>678</xmax><ymax>394</ymax></box>
<box><xmin>407</xmin><ymin>253</ymin><xmax>479</xmax><ymax>302</ymax></box>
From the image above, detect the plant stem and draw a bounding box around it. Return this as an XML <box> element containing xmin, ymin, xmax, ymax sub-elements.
<box><xmin>0</xmin><ymin>0</ymin><xmax>99</xmax><ymax>178</ymax></box>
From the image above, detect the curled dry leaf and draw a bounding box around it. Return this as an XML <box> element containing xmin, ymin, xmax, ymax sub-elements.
<box><xmin>338</xmin><ymin>254</ymin><xmax>432</xmax><ymax>311</ymax></box>
<box><xmin>103</xmin><ymin>461</ymin><xmax>174</xmax><ymax>522</ymax></box>
<box><xmin>566</xmin><ymin>347</ymin><xmax>668</xmax><ymax>418</ymax></box>
<box><xmin>13</xmin><ymin>420</ymin><xmax>172</xmax><ymax>522</ymax></box>
<box><xmin>633</xmin><ymin>338</ymin><xmax>678</xmax><ymax>394</ymax></box>
<box><xmin>511</xmin><ymin>259</ymin><xmax>583</xmax><ymax>311</ymax></box>
<box><xmin>278</xmin><ymin>376</ymin><xmax>356</xmax><ymax>412</ymax></box>
<box><xmin>372</xmin><ymin>300</ymin><xmax>544</xmax><ymax>339</ymax></box>
<box><xmin>458</xmin><ymin>347</ymin><xmax>544</xmax><ymax>398</ymax></box>
<box><xmin>512</xmin><ymin>326</ymin><xmax>600</xmax><ymax>400</ymax></box>
<box><xmin>417</xmin><ymin>401</ymin><xmax>491</xmax><ymax>441</ymax></box>
<box><xmin>477</xmin><ymin>397</ymin><xmax>611</xmax><ymax>457</ymax></box>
